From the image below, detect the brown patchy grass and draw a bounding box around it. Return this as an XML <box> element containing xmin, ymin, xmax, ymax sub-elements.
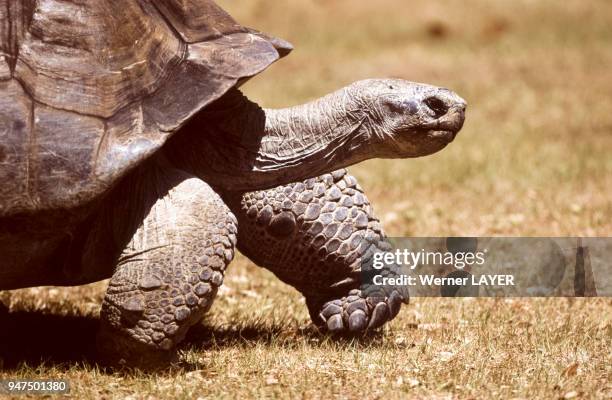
<box><xmin>1</xmin><ymin>0</ymin><xmax>611</xmax><ymax>398</ymax></box>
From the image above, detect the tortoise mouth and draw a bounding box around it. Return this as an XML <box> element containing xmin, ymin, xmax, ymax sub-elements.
<box><xmin>388</xmin><ymin>127</ymin><xmax>458</xmax><ymax>158</ymax></box>
<box><xmin>429</xmin><ymin>129</ymin><xmax>458</xmax><ymax>142</ymax></box>
<box><xmin>419</xmin><ymin>104</ymin><xmax>466</xmax><ymax>137</ymax></box>
<box><xmin>408</xmin><ymin>127</ymin><xmax>458</xmax><ymax>143</ymax></box>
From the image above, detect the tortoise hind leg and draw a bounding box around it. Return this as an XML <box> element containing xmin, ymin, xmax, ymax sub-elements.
<box><xmin>224</xmin><ymin>169</ymin><xmax>407</xmax><ymax>334</ymax></box>
<box><xmin>83</xmin><ymin>161</ymin><xmax>236</xmax><ymax>368</ymax></box>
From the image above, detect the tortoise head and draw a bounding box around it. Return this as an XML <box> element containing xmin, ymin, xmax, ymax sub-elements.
<box><xmin>348</xmin><ymin>79</ymin><xmax>466</xmax><ymax>158</ymax></box>
<box><xmin>166</xmin><ymin>78</ymin><xmax>466</xmax><ymax>192</ymax></box>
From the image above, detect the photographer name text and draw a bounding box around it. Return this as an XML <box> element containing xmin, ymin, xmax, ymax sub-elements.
<box><xmin>373</xmin><ymin>274</ymin><xmax>515</xmax><ymax>287</ymax></box>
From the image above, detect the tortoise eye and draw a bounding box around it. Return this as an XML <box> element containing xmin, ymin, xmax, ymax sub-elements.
<box><xmin>383</xmin><ymin>98</ymin><xmax>418</xmax><ymax>115</ymax></box>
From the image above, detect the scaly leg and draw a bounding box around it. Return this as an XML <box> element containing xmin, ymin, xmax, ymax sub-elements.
<box><xmin>81</xmin><ymin>160</ymin><xmax>236</xmax><ymax>367</ymax></box>
<box><xmin>224</xmin><ymin>169</ymin><xmax>407</xmax><ymax>333</ymax></box>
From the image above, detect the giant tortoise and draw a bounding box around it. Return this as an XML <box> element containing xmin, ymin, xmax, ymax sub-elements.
<box><xmin>0</xmin><ymin>0</ymin><xmax>466</xmax><ymax>366</ymax></box>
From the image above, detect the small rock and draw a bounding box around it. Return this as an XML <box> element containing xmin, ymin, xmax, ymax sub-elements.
<box><xmin>438</xmin><ymin>351</ymin><xmax>454</xmax><ymax>362</ymax></box>
<box><xmin>265</xmin><ymin>376</ymin><xmax>279</xmax><ymax>385</ymax></box>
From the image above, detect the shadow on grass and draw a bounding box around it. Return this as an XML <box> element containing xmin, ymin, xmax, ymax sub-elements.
<box><xmin>0</xmin><ymin>306</ymin><xmax>386</xmax><ymax>372</ymax></box>
<box><xmin>185</xmin><ymin>320</ymin><xmax>386</xmax><ymax>350</ymax></box>
<box><xmin>0</xmin><ymin>306</ymin><xmax>99</xmax><ymax>370</ymax></box>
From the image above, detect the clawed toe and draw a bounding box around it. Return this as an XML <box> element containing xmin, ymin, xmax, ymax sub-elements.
<box><xmin>316</xmin><ymin>288</ymin><xmax>405</xmax><ymax>333</ymax></box>
<box><xmin>388</xmin><ymin>291</ymin><xmax>402</xmax><ymax>319</ymax></box>
<box><xmin>368</xmin><ymin>302</ymin><xmax>389</xmax><ymax>329</ymax></box>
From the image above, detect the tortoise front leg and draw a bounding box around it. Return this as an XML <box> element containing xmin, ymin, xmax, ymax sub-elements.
<box><xmin>224</xmin><ymin>169</ymin><xmax>407</xmax><ymax>333</ymax></box>
<box><xmin>83</xmin><ymin>163</ymin><xmax>236</xmax><ymax>367</ymax></box>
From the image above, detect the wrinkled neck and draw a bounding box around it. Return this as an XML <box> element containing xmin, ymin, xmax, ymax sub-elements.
<box><xmin>166</xmin><ymin>89</ymin><xmax>372</xmax><ymax>192</ymax></box>
<box><xmin>262</xmin><ymin>89</ymin><xmax>365</xmax><ymax>163</ymax></box>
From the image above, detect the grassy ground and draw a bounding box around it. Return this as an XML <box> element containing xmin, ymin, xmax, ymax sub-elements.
<box><xmin>1</xmin><ymin>0</ymin><xmax>611</xmax><ymax>398</ymax></box>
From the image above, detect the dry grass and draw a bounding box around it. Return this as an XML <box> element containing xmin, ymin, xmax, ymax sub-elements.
<box><xmin>1</xmin><ymin>0</ymin><xmax>611</xmax><ymax>398</ymax></box>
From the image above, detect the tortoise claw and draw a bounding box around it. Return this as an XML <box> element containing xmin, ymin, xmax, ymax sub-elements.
<box><xmin>388</xmin><ymin>291</ymin><xmax>402</xmax><ymax>319</ymax></box>
<box><xmin>348</xmin><ymin>310</ymin><xmax>367</xmax><ymax>332</ymax></box>
<box><xmin>313</xmin><ymin>288</ymin><xmax>404</xmax><ymax>333</ymax></box>
<box><xmin>326</xmin><ymin>314</ymin><xmax>344</xmax><ymax>332</ymax></box>
<box><xmin>368</xmin><ymin>302</ymin><xmax>389</xmax><ymax>329</ymax></box>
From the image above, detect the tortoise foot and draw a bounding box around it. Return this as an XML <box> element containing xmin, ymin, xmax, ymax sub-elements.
<box><xmin>312</xmin><ymin>288</ymin><xmax>405</xmax><ymax>333</ymax></box>
<box><xmin>96</xmin><ymin>323</ymin><xmax>179</xmax><ymax>370</ymax></box>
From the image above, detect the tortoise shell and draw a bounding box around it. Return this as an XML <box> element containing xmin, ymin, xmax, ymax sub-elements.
<box><xmin>0</xmin><ymin>0</ymin><xmax>291</xmax><ymax>216</ymax></box>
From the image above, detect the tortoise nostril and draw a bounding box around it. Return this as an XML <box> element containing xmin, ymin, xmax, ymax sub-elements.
<box><xmin>424</xmin><ymin>96</ymin><xmax>448</xmax><ymax>118</ymax></box>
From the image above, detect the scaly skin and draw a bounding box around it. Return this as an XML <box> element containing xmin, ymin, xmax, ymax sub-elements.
<box><xmin>224</xmin><ymin>169</ymin><xmax>408</xmax><ymax>333</ymax></box>
<box><xmin>80</xmin><ymin>158</ymin><xmax>237</xmax><ymax>368</ymax></box>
